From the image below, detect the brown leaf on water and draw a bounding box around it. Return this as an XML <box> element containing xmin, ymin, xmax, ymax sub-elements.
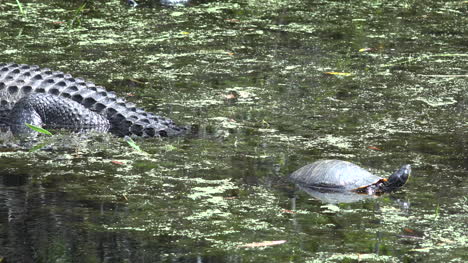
<box><xmin>399</xmin><ymin>227</ymin><xmax>424</xmax><ymax>239</ymax></box>
<box><xmin>111</xmin><ymin>161</ymin><xmax>124</xmax><ymax>165</ymax></box>
<box><xmin>225</xmin><ymin>93</ymin><xmax>237</xmax><ymax>100</ymax></box>
<box><xmin>128</xmin><ymin>78</ymin><xmax>146</xmax><ymax>85</ymax></box>
<box><xmin>118</xmin><ymin>194</ymin><xmax>128</xmax><ymax>201</ymax></box>
<box><xmin>367</xmin><ymin>146</ymin><xmax>382</xmax><ymax>151</ymax></box>
<box><xmin>359</xmin><ymin>47</ymin><xmax>375</xmax><ymax>52</ymax></box>
<box><xmin>281</xmin><ymin>209</ymin><xmax>296</xmax><ymax>214</ymax></box>
<box><xmin>324</xmin><ymin>72</ymin><xmax>352</xmax><ymax>76</ymax></box>
<box><xmin>238</xmin><ymin>240</ymin><xmax>287</xmax><ymax>248</ymax></box>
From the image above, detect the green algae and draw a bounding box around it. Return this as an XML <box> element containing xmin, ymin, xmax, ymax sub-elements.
<box><xmin>0</xmin><ymin>0</ymin><xmax>467</xmax><ymax>262</ymax></box>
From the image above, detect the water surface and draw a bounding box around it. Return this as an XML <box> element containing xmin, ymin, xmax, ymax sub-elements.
<box><xmin>0</xmin><ymin>0</ymin><xmax>466</xmax><ymax>262</ymax></box>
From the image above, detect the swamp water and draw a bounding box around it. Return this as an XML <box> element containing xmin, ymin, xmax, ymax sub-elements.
<box><xmin>0</xmin><ymin>0</ymin><xmax>466</xmax><ymax>262</ymax></box>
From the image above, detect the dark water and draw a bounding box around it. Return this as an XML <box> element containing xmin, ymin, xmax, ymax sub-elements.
<box><xmin>0</xmin><ymin>0</ymin><xmax>466</xmax><ymax>262</ymax></box>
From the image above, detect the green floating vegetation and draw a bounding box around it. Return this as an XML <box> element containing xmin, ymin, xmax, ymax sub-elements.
<box><xmin>0</xmin><ymin>0</ymin><xmax>466</xmax><ymax>261</ymax></box>
<box><xmin>380</xmin><ymin>53</ymin><xmax>468</xmax><ymax>68</ymax></box>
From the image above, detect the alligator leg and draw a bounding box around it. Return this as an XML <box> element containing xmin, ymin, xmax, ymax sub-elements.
<box><xmin>8</xmin><ymin>93</ymin><xmax>110</xmax><ymax>133</ymax></box>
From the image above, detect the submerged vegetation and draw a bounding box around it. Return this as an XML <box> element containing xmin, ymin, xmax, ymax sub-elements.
<box><xmin>0</xmin><ymin>0</ymin><xmax>466</xmax><ymax>262</ymax></box>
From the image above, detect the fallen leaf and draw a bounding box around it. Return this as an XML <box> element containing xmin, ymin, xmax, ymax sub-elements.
<box><xmin>359</xmin><ymin>47</ymin><xmax>374</xmax><ymax>52</ymax></box>
<box><xmin>281</xmin><ymin>209</ymin><xmax>296</xmax><ymax>214</ymax></box>
<box><xmin>367</xmin><ymin>146</ymin><xmax>382</xmax><ymax>151</ymax></box>
<box><xmin>128</xmin><ymin>78</ymin><xmax>146</xmax><ymax>85</ymax></box>
<box><xmin>411</xmin><ymin>247</ymin><xmax>432</xmax><ymax>252</ymax></box>
<box><xmin>238</xmin><ymin>240</ymin><xmax>287</xmax><ymax>248</ymax></box>
<box><xmin>399</xmin><ymin>227</ymin><xmax>424</xmax><ymax>239</ymax></box>
<box><xmin>398</xmin><ymin>235</ymin><xmax>424</xmax><ymax>240</ymax></box>
<box><xmin>321</xmin><ymin>204</ymin><xmax>340</xmax><ymax>213</ymax></box>
<box><xmin>225</xmin><ymin>93</ymin><xmax>237</xmax><ymax>100</ymax></box>
<box><xmin>111</xmin><ymin>161</ymin><xmax>124</xmax><ymax>165</ymax></box>
<box><xmin>324</xmin><ymin>72</ymin><xmax>352</xmax><ymax>76</ymax></box>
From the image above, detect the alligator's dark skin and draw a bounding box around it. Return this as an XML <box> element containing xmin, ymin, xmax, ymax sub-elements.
<box><xmin>0</xmin><ymin>63</ymin><xmax>185</xmax><ymax>137</ymax></box>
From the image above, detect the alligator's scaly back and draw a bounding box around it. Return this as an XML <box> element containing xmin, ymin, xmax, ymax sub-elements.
<box><xmin>0</xmin><ymin>63</ymin><xmax>185</xmax><ymax>137</ymax></box>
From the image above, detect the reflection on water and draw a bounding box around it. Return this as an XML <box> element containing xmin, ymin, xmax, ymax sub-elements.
<box><xmin>0</xmin><ymin>174</ymin><xmax>214</xmax><ymax>262</ymax></box>
<box><xmin>294</xmin><ymin>184</ymin><xmax>378</xmax><ymax>204</ymax></box>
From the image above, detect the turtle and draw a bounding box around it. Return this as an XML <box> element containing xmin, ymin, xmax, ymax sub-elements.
<box><xmin>290</xmin><ymin>160</ymin><xmax>411</xmax><ymax>195</ymax></box>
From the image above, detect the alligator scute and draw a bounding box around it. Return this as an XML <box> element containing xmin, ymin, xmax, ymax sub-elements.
<box><xmin>0</xmin><ymin>63</ymin><xmax>185</xmax><ymax>137</ymax></box>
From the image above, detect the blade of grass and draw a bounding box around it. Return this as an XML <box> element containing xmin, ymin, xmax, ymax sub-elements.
<box><xmin>125</xmin><ymin>136</ymin><xmax>145</xmax><ymax>153</ymax></box>
<box><xmin>15</xmin><ymin>0</ymin><xmax>25</xmax><ymax>16</ymax></box>
<box><xmin>25</xmin><ymin>123</ymin><xmax>53</xmax><ymax>135</ymax></box>
<box><xmin>68</xmin><ymin>3</ymin><xmax>87</xmax><ymax>29</ymax></box>
<box><xmin>29</xmin><ymin>142</ymin><xmax>48</xmax><ymax>152</ymax></box>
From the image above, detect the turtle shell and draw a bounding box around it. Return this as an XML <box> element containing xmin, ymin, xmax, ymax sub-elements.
<box><xmin>290</xmin><ymin>160</ymin><xmax>384</xmax><ymax>191</ymax></box>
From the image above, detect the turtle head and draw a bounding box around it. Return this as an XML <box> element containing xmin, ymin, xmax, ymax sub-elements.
<box><xmin>383</xmin><ymin>164</ymin><xmax>411</xmax><ymax>191</ymax></box>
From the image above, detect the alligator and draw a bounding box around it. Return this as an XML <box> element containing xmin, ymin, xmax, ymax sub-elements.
<box><xmin>0</xmin><ymin>63</ymin><xmax>185</xmax><ymax>137</ymax></box>
<box><xmin>126</xmin><ymin>0</ymin><xmax>191</xmax><ymax>7</ymax></box>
